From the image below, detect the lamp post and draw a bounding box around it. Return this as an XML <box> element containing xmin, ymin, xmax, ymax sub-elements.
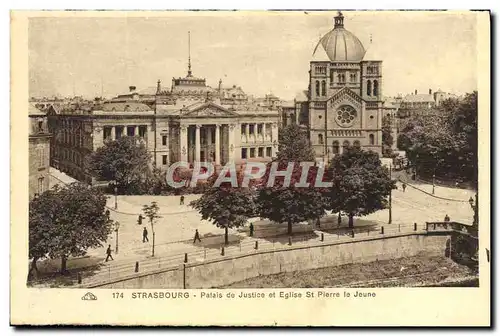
<box><xmin>469</xmin><ymin>194</ymin><xmax>478</xmax><ymax>226</ymax></box>
<box><xmin>432</xmin><ymin>173</ymin><xmax>436</xmax><ymax>195</ymax></box>
<box><xmin>114</xmin><ymin>186</ymin><xmax>118</xmax><ymax>210</ymax></box>
<box><xmin>114</xmin><ymin>221</ymin><xmax>120</xmax><ymax>254</ymax></box>
<box><xmin>388</xmin><ymin>164</ymin><xmax>392</xmax><ymax>224</ymax></box>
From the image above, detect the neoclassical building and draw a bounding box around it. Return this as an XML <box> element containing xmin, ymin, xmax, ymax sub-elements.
<box><xmin>29</xmin><ymin>103</ymin><xmax>51</xmax><ymax>198</ymax></box>
<box><xmin>298</xmin><ymin>12</ymin><xmax>384</xmax><ymax>162</ymax></box>
<box><xmin>48</xmin><ymin>61</ymin><xmax>279</xmax><ymax>183</ymax></box>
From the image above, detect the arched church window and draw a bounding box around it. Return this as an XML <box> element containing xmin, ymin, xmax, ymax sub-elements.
<box><xmin>318</xmin><ymin>134</ymin><xmax>324</xmax><ymax>145</ymax></box>
<box><xmin>321</xmin><ymin>81</ymin><xmax>326</xmax><ymax>96</ymax></box>
<box><xmin>353</xmin><ymin>140</ymin><xmax>361</xmax><ymax>149</ymax></box>
<box><xmin>373</xmin><ymin>80</ymin><xmax>379</xmax><ymax>96</ymax></box>
<box><xmin>315</xmin><ymin>81</ymin><xmax>320</xmax><ymax>96</ymax></box>
<box><xmin>342</xmin><ymin>140</ymin><xmax>350</xmax><ymax>152</ymax></box>
<box><xmin>369</xmin><ymin>134</ymin><xmax>375</xmax><ymax>145</ymax></box>
<box><xmin>367</xmin><ymin>80</ymin><xmax>372</xmax><ymax>96</ymax></box>
<box><xmin>332</xmin><ymin>141</ymin><xmax>340</xmax><ymax>154</ymax></box>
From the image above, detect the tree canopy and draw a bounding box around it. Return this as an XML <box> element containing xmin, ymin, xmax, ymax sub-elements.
<box><xmin>29</xmin><ymin>183</ymin><xmax>113</xmax><ymax>275</ymax></box>
<box><xmin>87</xmin><ymin>136</ymin><xmax>152</xmax><ymax>193</ymax></box>
<box><xmin>327</xmin><ymin>147</ymin><xmax>395</xmax><ymax>227</ymax></box>
<box><xmin>382</xmin><ymin>115</ymin><xmax>394</xmax><ymax>157</ymax></box>
<box><xmin>397</xmin><ymin>92</ymin><xmax>477</xmax><ymax>186</ymax></box>
<box><xmin>276</xmin><ymin>124</ymin><xmax>316</xmax><ymax>162</ymax></box>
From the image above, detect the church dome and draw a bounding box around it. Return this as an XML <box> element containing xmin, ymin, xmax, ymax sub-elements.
<box><xmin>312</xmin><ymin>12</ymin><xmax>366</xmax><ymax>62</ymax></box>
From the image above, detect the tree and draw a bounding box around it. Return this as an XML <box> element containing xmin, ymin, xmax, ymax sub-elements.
<box><xmin>382</xmin><ymin>115</ymin><xmax>394</xmax><ymax>157</ymax></box>
<box><xmin>328</xmin><ymin>147</ymin><xmax>395</xmax><ymax>228</ymax></box>
<box><xmin>256</xmin><ymin>125</ymin><xmax>327</xmax><ymax>235</ymax></box>
<box><xmin>190</xmin><ymin>171</ymin><xmax>255</xmax><ymax>245</ymax></box>
<box><xmin>87</xmin><ymin>136</ymin><xmax>152</xmax><ymax>193</ymax></box>
<box><xmin>142</xmin><ymin>201</ymin><xmax>162</xmax><ymax>256</ymax></box>
<box><xmin>29</xmin><ymin>183</ymin><xmax>113</xmax><ymax>275</ymax></box>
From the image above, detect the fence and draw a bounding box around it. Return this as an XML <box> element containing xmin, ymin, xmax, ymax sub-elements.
<box><xmin>79</xmin><ymin>222</ymin><xmax>450</xmax><ymax>287</ymax></box>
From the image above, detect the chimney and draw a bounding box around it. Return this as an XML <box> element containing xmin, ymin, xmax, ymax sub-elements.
<box><xmin>415</xmin><ymin>89</ymin><xmax>418</xmax><ymax>95</ymax></box>
<box><xmin>129</xmin><ymin>86</ymin><xmax>136</xmax><ymax>92</ymax></box>
<box><xmin>429</xmin><ymin>88</ymin><xmax>432</xmax><ymax>95</ymax></box>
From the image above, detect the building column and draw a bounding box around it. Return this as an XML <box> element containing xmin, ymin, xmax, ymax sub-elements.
<box><xmin>111</xmin><ymin>126</ymin><xmax>116</xmax><ymax>140</ymax></box>
<box><xmin>180</xmin><ymin>125</ymin><xmax>188</xmax><ymax>162</ymax></box>
<box><xmin>254</xmin><ymin>123</ymin><xmax>258</xmax><ymax>142</ymax></box>
<box><xmin>245</xmin><ymin>123</ymin><xmax>249</xmax><ymax>138</ymax></box>
<box><xmin>228</xmin><ymin>124</ymin><xmax>236</xmax><ymax>163</ymax></box>
<box><xmin>134</xmin><ymin>125</ymin><xmax>139</xmax><ymax>136</ymax></box>
<box><xmin>195</xmin><ymin>124</ymin><xmax>201</xmax><ymax>162</ymax></box>
<box><xmin>271</xmin><ymin>122</ymin><xmax>278</xmax><ymax>157</ymax></box>
<box><xmin>215</xmin><ymin>124</ymin><xmax>221</xmax><ymax>165</ymax></box>
<box><xmin>262</xmin><ymin>123</ymin><xmax>266</xmax><ymax>141</ymax></box>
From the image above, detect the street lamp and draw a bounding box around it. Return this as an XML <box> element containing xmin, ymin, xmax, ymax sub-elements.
<box><xmin>114</xmin><ymin>221</ymin><xmax>120</xmax><ymax>254</ymax></box>
<box><xmin>388</xmin><ymin>164</ymin><xmax>393</xmax><ymax>224</ymax></box>
<box><xmin>469</xmin><ymin>194</ymin><xmax>478</xmax><ymax>226</ymax></box>
<box><xmin>114</xmin><ymin>185</ymin><xmax>118</xmax><ymax>210</ymax></box>
<box><xmin>432</xmin><ymin>174</ymin><xmax>436</xmax><ymax>195</ymax></box>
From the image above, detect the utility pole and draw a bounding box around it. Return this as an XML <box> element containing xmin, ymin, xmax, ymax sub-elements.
<box><xmin>389</xmin><ymin>164</ymin><xmax>392</xmax><ymax>224</ymax></box>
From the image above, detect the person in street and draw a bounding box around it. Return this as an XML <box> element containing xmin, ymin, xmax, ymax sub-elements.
<box><xmin>105</xmin><ymin>209</ymin><xmax>110</xmax><ymax>220</ymax></box>
<box><xmin>143</xmin><ymin>227</ymin><xmax>149</xmax><ymax>242</ymax></box>
<box><xmin>180</xmin><ymin>195</ymin><xmax>185</xmax><ymax>205</ymax></box>
<box><xmin>402</xmin><ymin>183</ymin><xmax>407</xmax><ymax>192</ymax></box>
<box><xmin>193</xmin><ymin>229</ymin><xmax>201</xmax><ymax>243</ymax></box>
<box><xmin>249</xmin><ymin>223</ymin><xmax>254</xmax><ymax>237</ymax></box>
<box><xmin>137</xmin><ymin>214</ymin><xmax>143</xmax><ymax>225</ymax></box>
<box><xmin>444</xmin><ymin>214</ymin><xmax>450</xmax><ymax>222</ymax></box>
<box><xmin>105</xmin><ymin>245</ymin><xmax>114</xmax><ymax>262</ymax></box>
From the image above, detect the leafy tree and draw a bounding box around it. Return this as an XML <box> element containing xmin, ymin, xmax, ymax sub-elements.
<box><xmin>276</xmin><ymin>124</ymin><xmax>315</xmax><ymax>162</ymax></box>
<box><xmin>190</xmin><ymin>171</ymin><xmax>255</xmax><ymax>245</ymax></box>
<box><xmin>142</xmin><ymin>201</ymin><xmax>162</xmax><ymax>256</ymax></box>
<box><xmin>256</xmin><ymin>125</ymin><xmax>327</xmax><ymax>235</ymax></box>
<box><xmin>328</xmin><ymin>147</ymin><xmax>396</xmax><ymax>228</ymax></box>
<box><xmin>87</xmin><ymin>136</ymin><xmax>152</xmax><ymax>193</ymax></box>
<box><xmin>29</xmin><ymin>183</ymin><xmax>113</xmax><ymax>275</ymax></box>
<box><xmin>382</xmin><ymin>115</ymin><xmax>394</xmax><ymax>157</ymax></box>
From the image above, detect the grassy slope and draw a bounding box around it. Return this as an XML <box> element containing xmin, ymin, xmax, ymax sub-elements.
<box><xmin>223</xmin><ymin>253</ymin><xmax>478</xmax><ymax>288</ymax></box>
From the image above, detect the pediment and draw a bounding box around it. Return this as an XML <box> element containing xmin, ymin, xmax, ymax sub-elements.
<box><xmin>181</xmin><ymin>102</ymin><xmax>238</xmax><ymax>118</ymax></box>
<box><xmin>327</xmin><ymin>87</ymin><xmax>363</xmax><ymax>109</ymax></box>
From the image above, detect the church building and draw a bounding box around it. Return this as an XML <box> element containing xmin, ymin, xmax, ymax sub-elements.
<box><xmin>301</xmin><ymin>12</ymin><xmax>384</xmax><ymax>162</ymax></box>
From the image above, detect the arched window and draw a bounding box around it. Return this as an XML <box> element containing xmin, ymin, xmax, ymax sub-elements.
<box><xmin>332</xmin><ymin>141</ymin><xmax>340</xmax><ymax>154</ymax></box>
<box><xmin>373</xmin><ymin>80</ymin><xmax>379</xmax><ymax>96</ymax></box>
<box><xmin>318</xmin><ymin>134</ymin><xmax>324</xmax><ymax>145</ymax></box>
<box><xmin>342</xmin><ymin>140</ymin><xmax>350</xmax><ymax>152</ymax></box>
<box><xmin>353</xmin><ymin>140</ymin><xmax>361</xmax><ymax>149</ymax></box>
<box><xmin>369</xmin><ymin>134</ymin><xmax>375</xmax><ymax>145</ymax></box>
<box><xmin>367</xmin><ymin>80</ymin><xmax>372</xmax><ymax>96</ymax></box>
<box><xmin>315</xmin><ymin>81</ymin><xmax>320</xmax><ymax>96</ymax></box>
<box><xmin>321</xmin><ymin>81</ymin><xmax>326</xmax><ymax>96</ymax></box>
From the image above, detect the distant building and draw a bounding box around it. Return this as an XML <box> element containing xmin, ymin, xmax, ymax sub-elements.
<box><xmin>398</xmin><ymin>88</ymin><xmax>458</xmax><ymax>118</ymax></box>
<box><xmin>47</xmin><ymin>39</ymin><xmax>280</xmax><ymax>183</ymax></box>
<box><xmin>29</xmin><ymin>103</ymin><xmax>51</xmax><ymax>198</ymax></box>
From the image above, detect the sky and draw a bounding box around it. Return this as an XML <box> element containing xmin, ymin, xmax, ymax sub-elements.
<box><xmin>28</xmin><ymin>11</ymin><xmax>478</xmax><ymax>100</ymax></box>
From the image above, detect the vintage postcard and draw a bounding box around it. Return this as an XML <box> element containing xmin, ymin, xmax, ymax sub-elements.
<box><xmin>11</xmin><ymin>10</ymin><xmax>490</xmax><ymax>326</ymax></box>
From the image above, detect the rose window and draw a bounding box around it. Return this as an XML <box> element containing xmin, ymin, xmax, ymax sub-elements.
<box><xmin>336</xmin><ymin>105</ymin><xmax>357</xmax><ymax>127</ymax></box>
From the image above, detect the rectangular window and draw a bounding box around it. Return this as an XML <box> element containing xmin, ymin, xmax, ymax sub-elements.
<box><xmin>249</xmin><ymin>124</ymin><xmax>255</xmax><ymax>135</ymax></box>
<box><xmin>250</xmin><ymin>148</ymin><xmax>256</xmax><ymax>158</ymax></box>
<box><xmin>139</xmin><ymin>126</ymin><xmax>147</xmax><ymax>138</ymax></box>
<box><xmin>127</xmin><ymin>126</ymin><xmax>135</xmax><ymax>136</ymax></box>
<box><xmin>257</xmin><ymin>124</ymin><xmax>263</xmax><ymax>135</ymax></box>
<box><xmin>266</xmin><ymin>147</ymin><xmax>272</xmax><ymax>157</ymax></box>
<box><xmin>162</xmin><ymin>155</ymin><xmax>168</xmax><ymax>165</ymax></box>
<box><xmin>162</xmin><ymin>135</ymin><xmax>168</xmax><ymax>146</ymax></box>
<box><xmin>103</xmin><ymin>127</ymin><xmax>112</xmax><ymax>141</ymax></box>
<box><xmin>38</xmin><ymin>177</ymin><xmax>44</xmax><ymax>194</ymax></box>
<box><xmin>241</xmin><ymin>148</ymin><xmax>247</xmax><ymax>159</ymax></box>
<box><xmin>258</xmin><ymin>147</ymin><xmax>264</xmax><ymax>157</ymax></box>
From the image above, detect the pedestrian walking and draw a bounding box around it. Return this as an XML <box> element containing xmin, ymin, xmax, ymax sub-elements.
<box><xmin>402</xmin><ymin>183</ymin><xmax>407</xmax><ymax>192</ymax></box>
<box><xmin>105</xmin><ymin>209</ymin><xmax>110</xmax><ymax>220</ymax></box>
<box><xmin>249</xmin><ymin>223</ymin><xmax>254</xmax><ymax>237</ymax></box>
<box><xmin>105</xmin><ymin>245</ymin><xmax>114</xmax><ymax>262</ymax></box>
<box><xmin>180</xmin><ymin>195</ymin><xmax>185</xmax><ymax>205</ymax></box>
<box><xmin>444</xmin><ymin>214</ymin><xmax>450</xmax><ymax>222</ymax></box>
<box><xmin>143</xmin><ymin>227</ymin><xmax>149</xmax><ymax>243</ymax></box>
<box><xmin>137</xmin><ymin>214</ymin><xmax>143</xmax><ymax>225</ymax></box>
<box><xmin>193</xmin><ymin>229</ymin><xmax>201</xmax><ymax>243</ymax></box>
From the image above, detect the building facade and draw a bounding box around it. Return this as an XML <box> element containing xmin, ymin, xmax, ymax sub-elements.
<box><xmin>29</xmin><ymin>104</ymin><xmax>51</xmax><ymax>198</ymax></box>
<box><xmin>48</xmin><ymin>65</ymin><xmax>279</xmax><ymax>183</ymax></box>
<box><xmin>304</xmin><ymin>12</ymin><xmax>384</xmax><ymax>162</ymax></box>
<box><xmin>397</xmin><ymin>88</ymin><xmax>459</xmax><ymax>118</ymax></box>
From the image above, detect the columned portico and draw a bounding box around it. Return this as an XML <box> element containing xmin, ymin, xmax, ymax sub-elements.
<box><xmin>215</xmin><ymin>124</ymin><xmax>221</xmax><ymax>165</ymax></box>
<box><xmin>195</xmin><ymin>125</ymin><xmax>201</xmax><ymax>162</ymax></box>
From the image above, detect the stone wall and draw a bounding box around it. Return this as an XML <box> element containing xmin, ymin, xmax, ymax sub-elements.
<box><xmin>96</xmin><ymin>233</ymin><xmax>449</xmax><ymax>289</ymax></box>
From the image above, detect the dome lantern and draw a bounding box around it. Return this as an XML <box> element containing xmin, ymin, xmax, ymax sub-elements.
<box><xmin>334</xmin><ymin>11</ymin><xmax>344</xmax><ymax>29</ymax></box>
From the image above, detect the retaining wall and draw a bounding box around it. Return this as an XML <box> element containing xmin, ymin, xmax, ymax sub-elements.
<box><xmin>96</xmin><ymin>232</ymin><xmax>449</xmax><ymax>289</ymax></box>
